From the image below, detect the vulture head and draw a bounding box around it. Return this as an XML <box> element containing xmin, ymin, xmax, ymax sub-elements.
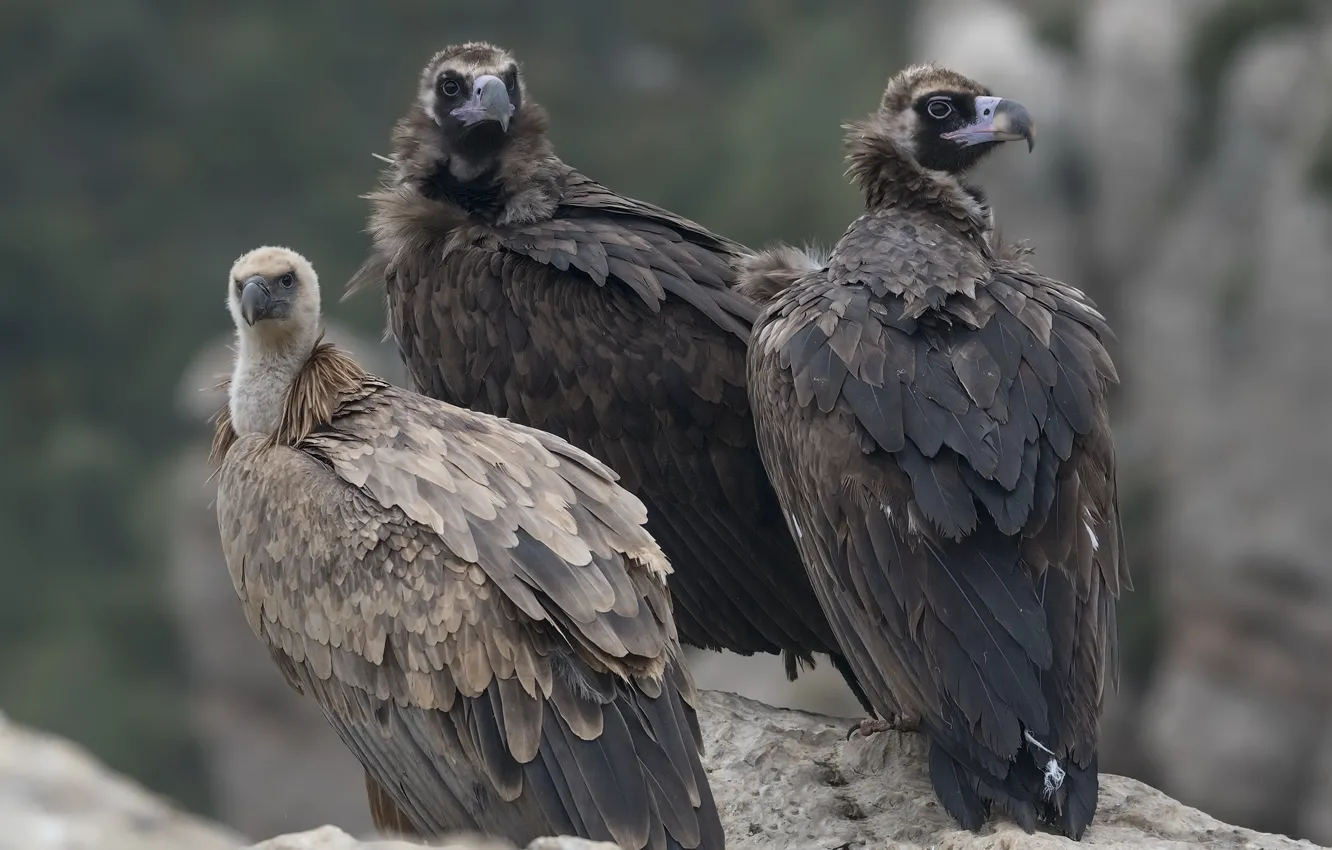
<box><xmin>877</xmin><ymin>64</ymin><xmax>1034</xmax><ymax>173</ymax></box>
<box><xmin>846</xmin><ymin>64</ymin><xmax>1035</xmax><ymax>218</ymax></box>
<box><xmin>227</xmin><ymin>246</ymin><xmax>321</xmax><ymax>346</ymax></box>
<box><xmin>420</xmin><ymin>43</ymin><xmax>524</xmax><ymax>155</ymax></box>
<box><xmin>392</xmin><ymin>40</ymin><xmax>558</xmax><ymax>200</ymax></box>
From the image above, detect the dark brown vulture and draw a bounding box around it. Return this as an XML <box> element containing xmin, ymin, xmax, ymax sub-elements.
<box><xmin>212</xmin><ymin>245</ymin><xmax>725</xmax><ymax>850</ymax></box>
<box><xmin>741</xmin><ymin>65</ymin><xmax>1130</xmax><ymax>840</ymax></box>
<box><xmin>348</xmin><ymin>40</ymin><xmax>872</xmax><ymax>712</ymax></box>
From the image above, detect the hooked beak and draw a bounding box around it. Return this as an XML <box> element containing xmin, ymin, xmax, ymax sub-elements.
<box><xmin>942</xmin><ymin>96</ymin><xmax>1036</xmax><ymax>152</ymax></box>
<box><xmin>239</xmin><ymin>276</ymin><xmax>271</xmax><ymax>326</ymax></box>
<box><xmin>449</xmin><ymin>75</ymin><xmax>515</xmax><ymax>132</ymax></box>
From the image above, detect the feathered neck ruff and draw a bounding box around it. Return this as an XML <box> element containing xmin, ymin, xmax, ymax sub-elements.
<box><xmin>380</xmin><ymin>99</ymin><xmax>564</xmax><ymax>228</ymax></box>
<box><xmin>843</xmin><ymin>113</ymin><xmax>992</xmax><ymax>247</ymax></box>
<box><xmin>210</xmin><ymin>340</ymin><xmax>377</xmax><ymax>468</ymax></box>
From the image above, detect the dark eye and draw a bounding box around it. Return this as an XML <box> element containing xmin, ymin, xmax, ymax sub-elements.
<box><xmin>441</xmin><ymin>79</ymin><xmax>461</xmax><ymax>98</ymax></box>
<box><xmin>927</xmin><ymin>98</ymin><xmax>953</xmax><ymax>120</ymax></box>
<box><xmin>277</xmin><ymin>273</ymin><xmax>295</xmax><ymax>288</ymax></box>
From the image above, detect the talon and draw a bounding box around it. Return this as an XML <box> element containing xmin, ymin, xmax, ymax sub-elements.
<box><xmin>845</xmin><ymin>713</ymin><xmax>920</xmax><ymax>740</ymax></box>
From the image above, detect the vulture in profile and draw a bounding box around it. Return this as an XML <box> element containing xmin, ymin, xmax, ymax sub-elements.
<box><xmin>211</xmin><ymin>245</ymin><xmax>725</xmax><ymax>850</ymax></box>
<box><xmin>349</xmin><ymin>40</ymin><xmax>871</xmax><ymax>712</ymax></box>
<box><xmin>741</xmin><ymin>65</ymin><xmax>1130</xmax><ymax>840</ymax></box>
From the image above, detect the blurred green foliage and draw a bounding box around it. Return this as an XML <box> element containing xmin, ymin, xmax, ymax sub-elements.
<box><xmin>0</xmin><ymin>0</ymin><xmax>916</xmax><ymax>814</ymax></box>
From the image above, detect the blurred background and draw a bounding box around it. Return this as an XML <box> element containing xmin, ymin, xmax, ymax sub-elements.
<box><xmin>4</xmin><ymin>0</ymin><xmax>1332</xmax><ymax>843</ymax></box>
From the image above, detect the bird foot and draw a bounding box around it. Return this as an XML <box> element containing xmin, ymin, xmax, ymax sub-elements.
<box><xmin>845</xmin><ymin>713</ymin><xmax>920</xmax><ymax>740</ymax></box>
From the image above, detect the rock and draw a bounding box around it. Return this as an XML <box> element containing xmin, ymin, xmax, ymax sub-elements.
<box><xmin>248</xmin><ymin>825</ymin><xmax>422</xmax><ymax>850</ymax></box>
<box><xmin>245</xmin><ymin>690</ymin><xmax>1325</xmax><ymax>849</ymax></box>
<box><xmin>692</xmin><ymin>690</ymin><xmax>1324</xmax><ymax>850</ymax></box>
<box><xmin>7</xmin><ymin>685</ymin><xmax>1317</xmax><ymax>850</ymax></box>
<box><xmin>0</xmin><ymin>710</ymin><xmax>242</xmax><ymax>850</ymax></box>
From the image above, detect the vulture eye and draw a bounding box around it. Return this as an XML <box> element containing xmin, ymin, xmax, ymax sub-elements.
<box><xmin>277</xmin><ymin>272</ymin><xmax>295</xmax><ymax>288</ymax></box>
<box><xmin>926</xmin><ymin>98</ymin><xmax>954</xmax><ymax>120</ymax></box>
<box><xmin>440</xmin><ymin>79</ymin><xmax>461</xmax><ymax>98</ymax></box>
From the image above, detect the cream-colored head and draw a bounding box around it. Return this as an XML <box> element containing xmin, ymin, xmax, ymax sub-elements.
<box><xmin>226</xmin><ymin>246</ymin><xmax>321</xmax><ymax>344</ymax></box>
<box><xmin>225</xmin><ymin>246</ymin><xmax>323</xmax><ymax>436</ymax></box>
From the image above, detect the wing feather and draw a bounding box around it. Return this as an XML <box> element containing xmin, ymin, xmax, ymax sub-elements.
<box><xmin>215</xmin><ymin>382</ymin><xmax>720</xmax><ymax>848</ymax></box>
<box><xmin>749</xmin><ymin>258</ymin><xmax>1127</xmax><ymax>838</ymax></box>
<box><xmin>374</xmin><ymin>176</ymin><xmax>858</xmax><ymax>702</ymax></box>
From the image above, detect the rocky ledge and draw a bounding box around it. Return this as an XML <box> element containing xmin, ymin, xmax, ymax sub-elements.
<box><xmin>0</xmin><ymin>692</ymin><xmax>1323</xmax><ymax>850</ymax></box>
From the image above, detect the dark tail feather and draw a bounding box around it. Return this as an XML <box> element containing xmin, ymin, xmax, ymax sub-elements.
<box><xmin>928</xmin><ymin>741</ymin><xmax>989</xmax><ymax>831</ymax></box>
<box><xmin>1037</xmin><ymin>752</ymin><xmax>1099</xmax><ymax>841</ymax></box>
<box><xmin>782</xmin><ymin>647</ymin><xmax>806</xmax><ymax>681</ymax></box>
<box><xmin>931</xmin><ymin>734</ymin><xmax>1068</xmax><ymax>837</ymax></box>
<box><xmin>964</xmin><ymin>732</ymin><xmax>1099</xmax><ymax>841</ymax></box>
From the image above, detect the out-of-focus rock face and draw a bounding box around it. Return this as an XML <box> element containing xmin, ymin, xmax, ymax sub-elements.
<box><xmin>1127</xmin><ymin>28</ymin><xmax>1332</xmax><ymax>842</ymax></box>
<box><xmin>165</xmin><ymin>325</ymin><xmax>406</xmax><ymax>840</ymax></box>
<box><xmin>0</xmin><ymin>710</ymin><xmax>242</xmax><ymax>850</ymax></box>
<box><xmin>3</xmin><ymin>692</ymin><xmax>1327</xmax><ymax>850</ymax></box>
<box><xmin>1078</xmin><ymin>0</ymin><xmax>1225</xmax><ymax>284</ymax></box>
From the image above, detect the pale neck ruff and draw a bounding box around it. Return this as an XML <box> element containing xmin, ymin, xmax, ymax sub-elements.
<box><xmin>228</xmin><ymin>328</ymin><xmax>317</xmax><ymax>437</ymax></box>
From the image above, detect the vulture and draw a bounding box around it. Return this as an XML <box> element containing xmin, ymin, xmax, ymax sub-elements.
<box><xmin>211</xmin><ymin>245</ymin><xmax>725</xmax><ymax>850</ymax></box>
<box><xmin>741</xmin><ymin>65</ymin><xmax>1130</xmax><ymax>840</ymax></box>
<box><xmin>349</xmin><ymin>40</ymin><xmax>872</xmax><ymax>712</ymax></box>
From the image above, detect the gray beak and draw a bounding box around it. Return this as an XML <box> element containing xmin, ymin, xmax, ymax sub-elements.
<box><xmin>449</xmin><ymin>74</ymin><xmax>515</xmax><ymax>131</ymax></box>
<box><xmin>239</xmin><ymin>276</ymin><xmax>271</xmax><ymax>326</ymax></box>
<box><xmin>942</xmin><ymin>96</ymin><xmax>1036</xmax><ymax>152</ymax></box>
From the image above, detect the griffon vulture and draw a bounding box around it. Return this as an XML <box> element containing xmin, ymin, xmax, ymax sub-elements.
<box><xmin>211</xmin><ymin>246</ymin><xmax>725</xmax><ymax>850</ymax></box>
<box><xmin>741</xmin><ymin>65</ymin><xmax>1130</xmax><ymax>840</ymax></box>
<box><xmin>349</xmin><ymin>41</ymin><xmax>871</xmax><ymax>711</ymax></box>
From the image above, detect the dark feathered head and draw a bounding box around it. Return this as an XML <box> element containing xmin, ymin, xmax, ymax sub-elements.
<box><xmin>384</xmin><ymin>42</ymin><xmax>558</xmax><ymax>224</ymax></box>
<box><xmin>417</xmin><ymin>42</ymin><xmax>527</xmax><ymax>163</ymax></box>
<box><xmin>845</xmin><ymin>64</ymin><xmax>1035</xmax><ymax>223</ymax></box>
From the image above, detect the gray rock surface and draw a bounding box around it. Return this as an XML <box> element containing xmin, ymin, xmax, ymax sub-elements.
<box><xmin>0</xmin><ymin>709</ymin><xmax>241</xmax><ymax>850</ymax></box>
<box><xmin>3</xmin><ymin>690</ymin><xmax>1325</xmax><ymax>850</ymax></box>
